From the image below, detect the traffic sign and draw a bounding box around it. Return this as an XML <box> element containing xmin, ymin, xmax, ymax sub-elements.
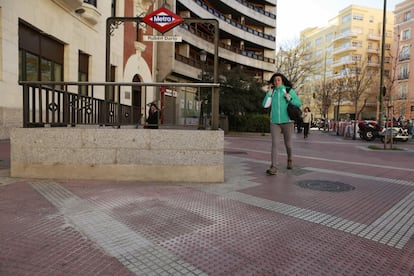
<box><xmin>143</xmin><ymin>7</ymin><xmax>183</xmax><ymax>34</ymax></box>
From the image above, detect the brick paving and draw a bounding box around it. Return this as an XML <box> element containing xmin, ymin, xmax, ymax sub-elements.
<box><xmin>0</xmin><ymin>132</ymin><xmax>414</xmax><ymax>275</ymax></box>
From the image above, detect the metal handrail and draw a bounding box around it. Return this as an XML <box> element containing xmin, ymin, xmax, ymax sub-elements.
<box><xmin>20</xmin><ymin>81</ymin><xmax>220</xmax><ymax>129</ymax></box>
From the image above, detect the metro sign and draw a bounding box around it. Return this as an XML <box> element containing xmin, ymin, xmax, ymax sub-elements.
<box><xmin>143</xmin><ymin>7</ymin><xmax>183</xmax><ymax>34</ymax></box>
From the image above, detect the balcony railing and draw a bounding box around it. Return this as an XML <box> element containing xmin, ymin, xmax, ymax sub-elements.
<box><xmin>193</xmin><ymin>0</ymin><xmax>275</xmax><ymax>42</ymax></box>
<box><xmin>181</xmin><ymin>24</ymin><xmax>275</xmax><ymax>64</ymax></box>
<box><xmin>234</xmin><ymin>0</ymin><xmax>276</xmax><ymax>19</ymax></box>
<box><xmin>398</xmin><ymin>73</ymin><xmax>409</xmax><ymax>80</ymax></box>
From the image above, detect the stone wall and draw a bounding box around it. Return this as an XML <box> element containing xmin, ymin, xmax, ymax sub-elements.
<box><xmin>0</xmin><ymin>108</ymin><xmax>22</xmax><ymax>140</ymax></box>
<box><xmin>10</xmin><ymin>128</ymin><xmax>224</xmax><ymax>183</ymax></box>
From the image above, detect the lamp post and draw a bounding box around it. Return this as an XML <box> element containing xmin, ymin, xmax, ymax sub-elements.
<box><xmin>336</xmin><ymin>86</ymin><xmax>342</xmax><ymax>135</ymax></box>
<box><xmin>198</xmin><ymin>50</ymin><xmax>207</xmax><ymax>129</ymax></box>
<box><xmin>378</xmin><ymin>0</ymin><xmax>387</xmax><ymax>127</ymax></box>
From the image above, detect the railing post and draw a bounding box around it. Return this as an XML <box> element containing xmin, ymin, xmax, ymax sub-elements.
<box><xmin>117</xmin><ymin>84</ymin><xmax>121</xmax><ymax>127</ymax></box>
<box><xmin>22</xmin><ymin>84</ymin><xmax>29</xmax><ymax>128</ymax></box>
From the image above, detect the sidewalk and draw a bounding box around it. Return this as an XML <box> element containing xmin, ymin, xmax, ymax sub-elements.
<box><xmin>1</xmin><ymin>130</ymin><xmax>414</xmax><ymax>275</ymax></box>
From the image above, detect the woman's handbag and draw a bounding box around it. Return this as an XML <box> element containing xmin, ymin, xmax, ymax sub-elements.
<box><xmin>287</xmin><ymin>102</ymin><xmax>302</xmax><ymax>122</ymax></box>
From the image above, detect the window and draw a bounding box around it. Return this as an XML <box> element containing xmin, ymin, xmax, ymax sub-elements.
<box><xmin>403</xmin><ymin>11</ymin><xmax>411</xmax><ymax>22</ymax></box>
<box><xmin>79</xmin><ymin>51</ymin><xmax>89</xmax><ymax>96</ymax></box>
<box><xmin>352</xmin><ymin>55</ymin><xmax>361</xmax><ymax>62</ymax></box>
<box><xmin>325</xmin><ymin>33</ymin><xmax>333</xmax><ymax>42</ymax></box>
<box><xmin>84</xmin><ymin>0</ymin><xmax>97</xmax><ymax>7</ymax></box>
<box><xmin>402</xmin><ymin>29</ymin><xmax>411</xmax><ymax>40</ymax></box>
<box><xmin>399</xmin><ymin>83</ymin><xmax>408</xmax><ymax>100</ymax></box>
<box><xmin>18</xmin><ymin>21</ymin><xmax>63</xmax><ymax>82</ymax></box>
<box><xmin>315</xmin><ymin>49</ymin><xmax>323</xmax><ymax>57</ymax></box>
<box><xmin>399</xmin><ymin>63</ymin><xmax>409</xmax><ymax>80</ymax></box>
<box><xmin>353</xmin><ymin>14</ymin><xmax>364</xmax><ymax>21</ymax></box>
<box><xmin>351</xmin><ymin>41</ymin><xmax>362</xmax><ymax>48</ymax></box>
<box><xmin>342</xmin><ymin>14</ymin><xmax>351</xmax><ymax>23</ymax></box>
<box><xmin>400</xmin><ymin>45</ymin><xmax>410</xmax><ymax>61</ymax></box>
<box><xmin>315</xmin><ymin>37</ymin><xmax>323</xmax><ymax>46</ymax></box>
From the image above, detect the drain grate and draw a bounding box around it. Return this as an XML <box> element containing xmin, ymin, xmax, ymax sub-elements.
<box><xmin>296</xmin><ymin>180</ymin><xmax>355</xmax><ymax>192</ymax></box>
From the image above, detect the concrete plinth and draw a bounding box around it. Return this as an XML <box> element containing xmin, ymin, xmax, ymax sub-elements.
<box><xmin>10</xmin><ymin>128</ymin><xmax>224</xmax><ymax>182</ymax></box>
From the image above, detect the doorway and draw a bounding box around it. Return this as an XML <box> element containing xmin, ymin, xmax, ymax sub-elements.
<box><xmin>132</xmin><ymin>74</ymin><xmax>142</xmax><ymax>124</ymax></box>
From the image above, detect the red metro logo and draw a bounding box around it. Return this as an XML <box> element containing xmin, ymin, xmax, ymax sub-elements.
<box><xmin>143</xmin><ymin>7</ymin><xmax>184</xmax><ymax>34</ymax></box>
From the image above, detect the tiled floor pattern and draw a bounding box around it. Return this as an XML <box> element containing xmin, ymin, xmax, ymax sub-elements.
<box><xmin>29</xmin><ymin>180</ymin><xmax>206</xmax><ymax>276</ymax></box>
<box><xmin>197</xmin><ymin>156</ymin><xmax>414</xmax><ymax>249</ymax></box>
<box><xmin>2</xmin><ymin>135</ymin><xmax>414</xmax><ymax>274</ymax></box>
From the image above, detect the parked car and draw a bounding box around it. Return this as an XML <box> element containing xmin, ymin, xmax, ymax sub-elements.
<box><xmin>379</xmin><ymin>127</ymin><xmax>412</xmax><ymax>143</ymax></box>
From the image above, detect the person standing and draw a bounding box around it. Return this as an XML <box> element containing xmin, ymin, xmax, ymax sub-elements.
<box><xmin>302</xmin><ymin>107</ymin><xmax>312</xmax><ymax>138</ymax></box>
<box><xmin>146</xmin><ymin>103</ymin><xmax>159</xmax><ymax>129</ymax></box>
<box><xmin>262</xmin><ymin>73</ymin><xmax>302</xmax><ymax>175</ymax></box>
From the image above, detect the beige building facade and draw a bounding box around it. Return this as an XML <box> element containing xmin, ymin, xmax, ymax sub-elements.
<box><xmin>0</xmin><ymin>0</ymin><xmax>136</xmax><ymax>139</ymax></box>
<box><xmin>393</xmin><ymin>0</ymin><xmax>414</xmax><ymax>120</ymax></box>
<box><xmin>300</xmin><ymin>5</ymin><xmax>394</xmax><ymax>121</ymax></box>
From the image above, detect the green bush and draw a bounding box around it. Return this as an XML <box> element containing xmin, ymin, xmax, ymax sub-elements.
<box><xmin>229</xmin><ymin>113</ymin><xmax>270</xmax><ymax>133</ymax></box>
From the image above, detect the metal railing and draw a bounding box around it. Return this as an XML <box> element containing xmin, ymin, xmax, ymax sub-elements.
<box><xmin>20</xmin><ymin>81</ymin><xmax>220</xmax><ymax>129</ymax></box>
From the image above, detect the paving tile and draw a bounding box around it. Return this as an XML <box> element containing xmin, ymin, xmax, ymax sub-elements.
<box><xmin>1</xmin><ymin>133</ymin><xmax>414</xmax><ymax>274</ymax></box>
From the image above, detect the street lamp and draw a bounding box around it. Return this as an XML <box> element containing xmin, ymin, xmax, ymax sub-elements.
<box><xmin>198</xmin><ymin>50</ymin><xmax>207</xmax><ymax>129</ymax></box>
<box><xmin>378</xmin><ymin>0</ymin><xmax>387</xmax><ymax>127</ymax></box>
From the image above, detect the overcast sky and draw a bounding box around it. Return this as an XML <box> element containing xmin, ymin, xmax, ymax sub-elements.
<box><xmin>276</xmin><ymin>0</ymin><xmax>400</xmax><ymax>47</ymax></box>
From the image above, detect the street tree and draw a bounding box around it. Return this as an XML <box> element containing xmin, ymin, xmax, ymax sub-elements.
<box><xmin>275</xmin><ymin>39</ymin><xmax>318</xmax><ymax>91</ymax></box>
<box><xmin>342</xmin><ymin>60</ymin><xmax>379</xmax><ymax>139</ymax></box>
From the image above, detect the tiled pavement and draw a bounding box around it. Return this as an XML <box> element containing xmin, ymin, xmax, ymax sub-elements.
<box><xmin>1</xmin><ymin>132</ymin><xmax>414</xmax><ymax>275</ymax></box>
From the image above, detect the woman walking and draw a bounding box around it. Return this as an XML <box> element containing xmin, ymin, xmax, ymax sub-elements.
<box><xmin>302</xmin><ymin>107</ymin><xmax>312</xmax><ymax>138</ymax></box>
<box><xmin>262</xmin><ymin>73</ymin><xmax>302</xmax><ymax>175</ymax></box>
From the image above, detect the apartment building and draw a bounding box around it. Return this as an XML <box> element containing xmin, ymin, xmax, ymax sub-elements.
<box><xmin>0</xmin><ymin>0</ymin><xmax>276</xmax><ymax>138</ymax></box>
<box><xmin>0</xmin><ymin>0</ymin><xmax>132</xmax><ymax>139</ymax></box>
<box><xmin>300</xmin><ymin>5</ymin><xmax>394</xmax><ymax>121</ymax></box>
<box><xmin>153</xmin><ymin>0</ymin><xmax>277</xmax><ymax>125</ymax></box>
<box><xmin>393</xmin><ymin>0</ymin><xmax>414</xmax><ymax>120</ymax></box>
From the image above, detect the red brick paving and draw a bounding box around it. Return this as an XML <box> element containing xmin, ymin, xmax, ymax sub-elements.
<box><xmin>1</xmin><ymin>133</ymin><xmax>414</xmax><ymax>275</ymax></box>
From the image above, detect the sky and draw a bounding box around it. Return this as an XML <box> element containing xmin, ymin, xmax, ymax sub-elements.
<box><xmin>276</xmin><ymin>0</ymin><xmax>400</xmax><ymax>48</ymax></box>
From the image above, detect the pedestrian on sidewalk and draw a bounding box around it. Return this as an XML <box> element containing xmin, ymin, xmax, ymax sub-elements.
<box><xmin>145</xmin><ymin>103</ymin><xmax>159</xmax><ymax>129</ymax></box>
<box><xmin>262</xmin><ymin>73</ymin><xmax>302</xmax><ymax>175</ymax></box>
<box><xmin>302</xmin><ymin>107</ymin><xmax>312</xmax><ymax>138</ymax></box>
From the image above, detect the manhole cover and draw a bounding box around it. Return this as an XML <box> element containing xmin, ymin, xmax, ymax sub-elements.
<box><xmin>296</xmin><ymin>180</ymin><xmax>355</xmax><ymax>192</ymax></box>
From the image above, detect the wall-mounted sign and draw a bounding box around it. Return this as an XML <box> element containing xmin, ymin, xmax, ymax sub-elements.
<box><xmin>143</xmin><ymin>35</ymin><xmax>182</xmax><ymax>42</ymax></box>
<box><xmin>143</xmin><ymin>7</ymin><xmax>183</xmax><ymax>34</ymax></box>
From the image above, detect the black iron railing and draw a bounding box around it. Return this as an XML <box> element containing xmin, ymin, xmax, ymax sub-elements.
<box><xmin>21</xmin><ymin>82</ymin><xmax>137</xmax><ymax>128</ymax></box>
<box><xmin>20</xmin><ymin>81</ymin><xmax>220</xmax><ymax>129</ymax></box>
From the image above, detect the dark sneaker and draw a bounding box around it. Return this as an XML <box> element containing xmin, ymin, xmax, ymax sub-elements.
<box><xmin>287</xmin><ymin>160</ymin><xmax>293</xmax><ymax>170</ymax></box>
<box><xmin>266</xmin><ymin>166</ymin><xmax>277</xmax><ymax>175</ymax></box>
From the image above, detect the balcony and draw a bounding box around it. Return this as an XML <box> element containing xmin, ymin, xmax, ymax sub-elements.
<box><xmin>332</xmin><ymin>32</ymin><xmax>358</xmax><ymax>42</ymax></box>
<box><xmin>367</xmin><ymin>34</ymin><xmax>381</xmax><ymax>41</ymax></box>
<box><xmin>175</xmin><ymin>25</ymin><xmax>275</xmax><ymax>72</ymax></box>
<box><xmin>179</xmin><ymin>0</ymin><xmax>275</xmax><ymax>49</ymax></box>
<box><xmin>398</xmin><ymin>73</ymin><xmax>409</xmax><ymax>80</ymax></box>
<box><xmin>77</xmin><ymin>2</ymin><xmax>100</xmax><ymax>25</ymax></box>
<box><xmin>367</xmin><ymin>62</ymin><xmax>380</xmax><ymax>67</ymax></box>
<box><xmin>367</xmin><ymin>48</ymin><xmax>379</xmax><ymax>54</ymax></box>
<box><xmin>333</xmin><ymin>46</ymin><xmax>357</xmax><ymax>55</ymax></box>
<box><xmin>399</xmin><ymin>55</ymin><xmax>410</xmax><ymax>62</ymax></box>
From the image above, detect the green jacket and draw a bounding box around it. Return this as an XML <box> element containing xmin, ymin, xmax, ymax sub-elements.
<box><xmin>262</xmin><ymin>85</ymin><xmax>302</xmax><ymax>124</ymax></box>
